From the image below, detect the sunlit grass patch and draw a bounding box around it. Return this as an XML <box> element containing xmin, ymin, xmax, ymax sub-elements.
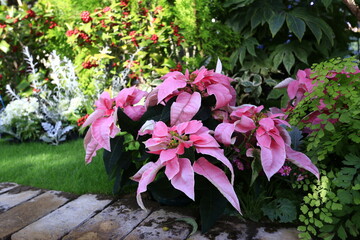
<box><xmin>0</xmin><ymin>138</ymin><xmax>114</xmax><ymax>195</ymax></box>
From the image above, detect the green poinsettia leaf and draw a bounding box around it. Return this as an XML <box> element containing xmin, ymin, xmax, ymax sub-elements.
<box><xmin>199</xmin><ymin>183</ymin><xmax>227</xmax><ymax>233</ymax></box>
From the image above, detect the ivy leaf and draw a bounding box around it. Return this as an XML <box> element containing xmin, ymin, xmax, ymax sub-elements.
<box><xmin>268</xmin><ymin>12</ymin><xmax>286</xmax><ymax>37</ymax></box>
<box><xmin>286</xmin><ymin>14</ymin><xmax>306</xmax><ymax>41</ymax></box>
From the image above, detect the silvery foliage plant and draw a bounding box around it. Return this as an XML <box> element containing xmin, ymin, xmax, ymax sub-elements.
<box><xmin>36</xmin><ymin>48</ymin><xmax>86</xmax><ymax>122</ymax></box>
<box><xmin>0</xmin><ymin>47</ymin><xmax>87</xmax><ymax>143</ymax></box>
<box><xmin>40</xmin><ymin>121</ymin><xmax>74</xmax><ymax>145</ymax></box>
<box><xmin>31</xmin><ymin>48</ymin><xmax>88</xmax><ymax>144</ymax></box>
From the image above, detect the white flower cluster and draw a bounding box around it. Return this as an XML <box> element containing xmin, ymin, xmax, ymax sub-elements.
<box><xmin>0</xmin><ymin>97</ymin><xmax>41</xmax><ymax>126</ymax></box>
<box><xmin>0</xmin><ymin>97</ymin><xmax>42</xmax><ymax>140</ymax></box>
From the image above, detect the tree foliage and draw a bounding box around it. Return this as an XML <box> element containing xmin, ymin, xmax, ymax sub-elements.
<box><xmin>222</xmin><ymin>0</ymin><xmax>358</xmax><ymax>105</ymax></box>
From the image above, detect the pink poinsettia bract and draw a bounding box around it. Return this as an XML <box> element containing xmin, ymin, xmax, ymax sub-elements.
<box><xmin>82</xmin><ymin>87</ymin><xmax>147</xmax><ymax>163</ymax></box>
<box><xmin>132</xmin><ymin>120</ymin><xmax>240</xmax><ymax>213</ymax></box>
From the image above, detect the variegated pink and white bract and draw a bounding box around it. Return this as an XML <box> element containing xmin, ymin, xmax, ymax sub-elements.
<box><xmin>132</xmin><ymin>120</ymin><xmax>241</xmax><ymax>213</ymax></box>
<box><xmin>215</xmin><ymin>105</ymin><xmax>320</xmax><ymax>181</ymax></box>
<box><xmin>82</xmin><ymin>87</ymin><xmax>147</xmax><ymax>163</ymax></box>
<box><xmin>157</xmin><ymin>66</ymin><xmax>236</xmax><ymax>110</ymax></box>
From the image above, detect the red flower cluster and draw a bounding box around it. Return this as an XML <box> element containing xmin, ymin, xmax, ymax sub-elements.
<box><xmin>140</xmin><ymin>7</ymin><xmax>148</xmax><ymax>16</ymax></box>
<box><xmin>48</xmin><ymin>21</ymin><xmax>58</xmax><ymax>29</ymax></box>
<box><xmin>66</xmin><ymin>29</ymin><xmax>79</xmax><ymax>37</ymax></box>
<box><xmin>66</xmin><ymin>29</ymin><xmax>92</xmax><ymax>44</ymax></box>
<box><xmin>82</xmin><ymin>61</ymin><xmax>98</xmax><ymax>69</ymax></box>
<box><xmin>24</xmin><ymin>9</ymin><xmax>36</xmax><ymax>19</ymax></box>
<box><xmin>150</xmin><ymin>34</ymin><xmax>158</xmax><ymax>44</ymax></box>
<box><xmin>77</xmin><ymin>114</ymin><xmax>89</xmax><ymax>126</ymax></box>
<box><xmin>170</xmin><ymin>63</ymin><xmax>182</xmax><ymax>72</ymax></box>
<box><xmin>119</xmin><ymin>0</ymin><xmax>129</xmax><ymax>7</ymax></box>
<box><xmin>0</xmin><ymin>24</ymin><xmax>6</xmax><ymax>29</ymax></box>
<box><xmin>81</xmin><ymin>11</ymin><xmax>92</xmax><ymax>23</ymax></box>
<box><xmin>128</xmin><ymin>72</ymin><xmax>139</xmax><ymax>79</ymax></box>
<box><xmin>171</xmin><ymin>23</ymin><xmax>184</xmax><ymax>46</ymax></box>
<box><xmin>129</xmin><ymin>30</ymin><xmax>139</xmax><ymax>47</ymax></box>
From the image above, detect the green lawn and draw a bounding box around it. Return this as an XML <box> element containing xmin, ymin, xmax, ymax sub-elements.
<box><xmin>0</xmin><ymin>138</ymin><xmax>114</xmax><ymax>195</ymax></box>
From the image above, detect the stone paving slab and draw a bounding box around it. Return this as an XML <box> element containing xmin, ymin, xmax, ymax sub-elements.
<box><xmin>63</xmin><ymin>195</ymin><xmax>153</xmax><ymax>240</ymax></box>
<box><xmin>0</xmin><ymin>190</ymin><xmax>74</xmax><ymax>239</ymax></box>
<box><xmin>123</xmin><ymin>208</ymin><xmax>194</xmax><ymax>240</ymax></box>
<box><xmin>0</xmin><ymin>182</ymin><xmax>18</xmax><ymax>194</ymax></box>
<box><xmin>0</xmin><ymin>186</ymin><xmax>42</xmax><ymax>213</ymax></box>
<box><xmin>12</xmin><ymin>194</ymin><xmax>112</xmax><ymax>240</ymax></box>
<box><xmin>189</xmin><ymin>218</ymin><xmax>248</xmax><ymax>240</ymax></box>
<box><xmin>254</xmin><ymin>227</ymin><xmax>300</xmax><ymax>240</ymax></box>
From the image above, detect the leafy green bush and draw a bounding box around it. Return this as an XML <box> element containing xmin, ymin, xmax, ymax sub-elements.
<box><xmin>63</xmin><ymin>0</ymin><xmax>187</xmax><ymax>95</ymax></box>
<box><xmin>222</xmin><ymin>0</ymin><xmax>356</xmax><ymax>105</ymax></box>
<box><xmin>0</xmin><ymin>3</ymin><xmax>69</xmax><ymax>98</ymax></box>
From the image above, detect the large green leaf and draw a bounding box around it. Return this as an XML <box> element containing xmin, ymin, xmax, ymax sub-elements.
<box><xmin>139</xmin><ymin>104</ymin><xmax>164</xmax><ymax>123</ymax></box>
<box><xmin>103</xmin><ymin>136</ymin><xmax>127</xmax><ymax>177</ymax></box>
<box><xmin>251</xmin><ymin>8</ymin><xmax>263</xmax><ymax>29</ymax></box>
<box><xmin>198</xmin><ymin>183</ymin><xmax>227</xmax><ymax>233</ymax></box>
<box><xmin>306</xmin><ymin>21</ymin><xmax>323</xmax><ymax>44</ymax></box>
<box><xmin>244</xmin><ymin>37</ymin><xmax>259</xmax><ymax>57</ymax></box>
<box><xmin>272</xmin><ymin>52</ymin><xmax>284</xmax><ymax>69</ymax></box>
<box><xmin>311</xmin><ymin>18</ymin><xmax>334</xmax><ymax>45</ymax></box>
<box><xmin>291</xmin><ymin>8</ymin><xmax>334</xmax><ymax>45</ymax></box>
<box><xmin>268</xmin><ymin>12</ymin><xmax>286</xmax><ymax>37</ymax></box>
<box><xmin>238</xmin><ymin>46</ymin><xmax>247</xmax><ymax>64</ymax></box>
<box><xmin>283</xmin><ymin>51</ymin><xmax>295</xmax><ymax>74</ymax></box>
<box><xmin>293</xmin><ymin>46</ymin><xmax>308</xmax><ymax>64</ymax></box>
<box><xmin>286</xmin><ymin>14</ymin><xmax>306</xmax><ymax>41</ymax></box>
<box><xmin>117</xmin><ymin>108</ymin><xmax>140</xmax><ymax>137</ymax></box>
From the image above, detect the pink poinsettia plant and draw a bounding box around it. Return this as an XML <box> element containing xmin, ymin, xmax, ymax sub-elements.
<box><xmin>83</xmin><ymin>60</ymin><xmax>319</xmax><ymax>231</ymax></box>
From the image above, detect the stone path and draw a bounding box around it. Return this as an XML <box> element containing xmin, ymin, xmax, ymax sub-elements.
<box><xmin>0</xmin><ymin>182</ymin><xmax>300</xmax><ymax>240</ymax></box>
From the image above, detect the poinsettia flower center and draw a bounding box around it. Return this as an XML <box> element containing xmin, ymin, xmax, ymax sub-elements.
<box><xmin>167</xmin><ymin>130</ymin><xmax>190</xmax><ymax>149</ymax></box>
<box><xmin>189</xmin><ymin>73</ymin><xmax>197</xmax><ymax>82</ymax></box>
